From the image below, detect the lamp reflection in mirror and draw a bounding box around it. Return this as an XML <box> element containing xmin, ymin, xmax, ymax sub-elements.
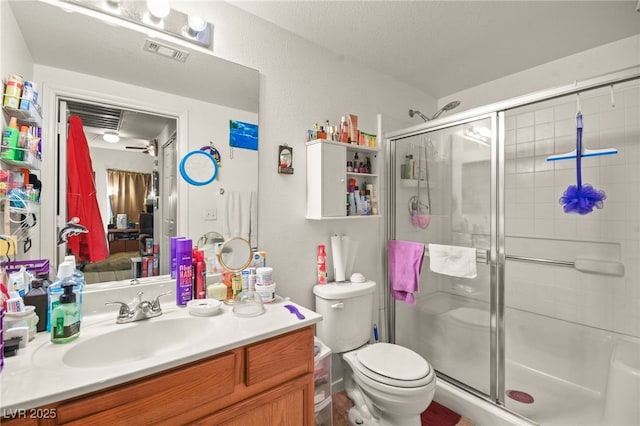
<box><xmin>103</xmin><ymin>130</ymin><xmax>120</xmax><ymax>143</ymax></box>
<box><xmin>62</xmin><ymin>0</ymin><xmax>212</xmax><ymax>49</ymax></box>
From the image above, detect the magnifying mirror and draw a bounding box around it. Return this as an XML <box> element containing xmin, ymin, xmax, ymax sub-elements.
<box><xmin>216</xmin><ymin>237</ymin><xmax>255</xmax><ymax>307</ymax></box>
<box><xmin>216</xmin><ymin>237</ymin><xmax>253</xmax><ymax>272</ymax></box>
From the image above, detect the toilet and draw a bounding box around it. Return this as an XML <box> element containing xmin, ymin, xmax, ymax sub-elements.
<box><xmin>314</xmin><ymin>281</ymin><xmax>435</xmax><ymax>426</ymax></box>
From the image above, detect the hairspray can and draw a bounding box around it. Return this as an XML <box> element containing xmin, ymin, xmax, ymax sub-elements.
<box><xmin>176</xmin><ymin>238</ymin><xmax>193</xmax><ymax>306</ymax></box>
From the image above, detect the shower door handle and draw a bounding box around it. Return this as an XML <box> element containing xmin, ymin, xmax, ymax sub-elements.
<box><xmin>331</xmin><ymin>302</ymin><xmax>344</xmax><ymax>309</ymax></box>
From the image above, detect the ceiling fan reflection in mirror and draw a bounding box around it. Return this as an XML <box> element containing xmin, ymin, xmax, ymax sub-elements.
<box><xmin>125</xmin><ymin>139</ymin><xmax>157</xmax><ymax>156</ymax></box>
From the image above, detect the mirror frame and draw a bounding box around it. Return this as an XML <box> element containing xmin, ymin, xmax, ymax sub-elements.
<box><xmin>216</xmin><ymin>237</ymin><xmax>253</xmax><ymax>273</ymax></box>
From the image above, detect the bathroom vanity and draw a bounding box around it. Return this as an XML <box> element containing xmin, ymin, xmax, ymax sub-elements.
<box><xmin>1</xmin><ymin>288</ymin><xmax>321</xmax><ymax>425</ymax></box>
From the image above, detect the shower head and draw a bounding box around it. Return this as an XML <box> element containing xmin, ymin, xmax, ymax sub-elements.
<box><xmin>409</xmin><ymin>109</ymin><xmax>429</xmax><ymax>122</ymax></box>
<box><xmin>430</xmin><ymin>101</ymin><xmax>461</xmax><ymax>120</ymax></box>
<box><xmin>409</xmin><ymin>101</ymin><xmax>461</xmax><ymax>122</ymax></box>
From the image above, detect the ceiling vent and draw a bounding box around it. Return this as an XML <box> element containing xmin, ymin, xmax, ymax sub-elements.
<box><xmin>143</xmin><ymin>39</ymin><xmax>189</xmax><ymax>62</ymax></box>
<box><xmin>66</xmin><ymin>101</ymin><xmax>123</xmax><ymax>130</ymax></box>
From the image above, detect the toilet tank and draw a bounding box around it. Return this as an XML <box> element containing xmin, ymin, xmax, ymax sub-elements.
<box><xmin>313</xmin><ymin>281</ymin><xmax>376</xmax><ymax>353</ymax></box>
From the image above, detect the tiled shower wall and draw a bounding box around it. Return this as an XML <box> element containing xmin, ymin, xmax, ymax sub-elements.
<box><xmin>504</xmin><ymin>80</ymin><xmax>640</xmax><ymax>337</ymax></box>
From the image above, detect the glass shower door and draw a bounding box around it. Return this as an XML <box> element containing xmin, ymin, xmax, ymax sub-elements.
<box><xmin>393</xmin><ymin>114</ymin><xmax>496</xmax><ymax>397</ymax></box>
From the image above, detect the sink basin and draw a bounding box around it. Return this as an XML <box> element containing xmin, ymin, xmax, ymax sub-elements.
<box><xmin>52</xmin><ymin>317</ymin><xmax>214</xmax><ymax>369</ymax></box>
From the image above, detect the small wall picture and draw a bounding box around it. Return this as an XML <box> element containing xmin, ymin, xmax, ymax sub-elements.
<box><xmin>229</xmin><ymin>120</ymin><xmax>258</xmax><ymax>150</ymax></box>
<box><xmin>278</xmin><ymin>145</ymin><xmax>294</xmax><ymax>174</ymax></box>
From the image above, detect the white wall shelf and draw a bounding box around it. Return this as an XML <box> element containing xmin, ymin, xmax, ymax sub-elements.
<box><xmin>306</xmin><ymin>138</ymin><xmax>380</xmax><ymax>220</ymax></box>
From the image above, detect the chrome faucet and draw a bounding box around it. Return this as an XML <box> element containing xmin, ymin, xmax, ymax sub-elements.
<box><xmin>106</xmin><ymin>291</ymin><xmax>171</xmax><ymax>324</ymax></box>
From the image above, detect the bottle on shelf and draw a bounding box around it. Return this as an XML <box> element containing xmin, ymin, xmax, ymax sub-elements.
<box><xmin>17</xmin><ymin>126</ymin><xmax>29</xmax><ymax>161</ymax></box>
<box><xmin>3</xmin><ymin>75</ymin><xmax>23</xmax><ymax>109</ymax></box>
<box><xmin>2</xmin><ymin>117</ymin><xmax>19</xmax><ymax>160</ymax></box>
<box><xmin>340</xmin><ymin>116</ymin><xmax>349</xmax><ymax>143</ymax></box>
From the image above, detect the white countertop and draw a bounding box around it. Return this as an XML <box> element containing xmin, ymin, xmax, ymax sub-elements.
<box><xmin>1</xmin><ymin>295</ymin><xmax>321</xmax><ymax>410</ymax></box>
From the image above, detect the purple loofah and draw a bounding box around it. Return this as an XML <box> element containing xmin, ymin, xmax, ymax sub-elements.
<box><xmin>560</xmin><ymin>112</ymin><xmax>607</xmax><ymax>215</ymax></box>
<box><xmin>559</xmin><ymin>184</ymin><xmax>606</xmax><ymax>214</ymax></box>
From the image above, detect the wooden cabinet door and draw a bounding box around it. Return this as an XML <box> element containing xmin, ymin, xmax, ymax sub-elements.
<box><xmin>191</xmin><ymin>373</ymin><xmax>314</xmax><ymax>426</ymax></box>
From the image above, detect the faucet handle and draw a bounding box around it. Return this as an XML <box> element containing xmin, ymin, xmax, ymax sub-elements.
<box><xmin>105</xmin><ymin>301</ymin><xmax>131</xmax><ymax>318</ymax></box>
<box><xmin>151</xmin><ymin>291</ymin><xmax>171</xmax><ymax>310</ymax></box>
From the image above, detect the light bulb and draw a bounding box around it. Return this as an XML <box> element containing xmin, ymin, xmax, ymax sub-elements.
<box><xmin>188</xmin><ymin>15</ymin><xmax>207</xmax><ymax>33</ymax></box>
<box><xmin>146</xmin><ymin>0</ymin><xmax>170</xmax><ymax>19</ymax></box>
<box><xmin>103</xmin><ymin>130</ymin><xmax>120</xmax><ymax>143</ymax></box>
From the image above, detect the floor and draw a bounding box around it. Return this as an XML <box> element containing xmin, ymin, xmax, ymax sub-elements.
<box><xmin>332</xmin><ymin>392</ymin><xmax>474</xmax><ymax>426</ymax></box>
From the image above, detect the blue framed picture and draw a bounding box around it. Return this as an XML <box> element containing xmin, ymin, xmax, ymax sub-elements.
<box><xmin>229</xmin><ymin>120</ymin><xmax>259</xmax><ymax>151</ymax></box>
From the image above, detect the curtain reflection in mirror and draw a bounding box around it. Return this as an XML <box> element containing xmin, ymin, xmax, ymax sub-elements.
<box><xmin>107</xmin><ymin>170</ymin><xmax>151</xmax><ymax>227</ymax></box>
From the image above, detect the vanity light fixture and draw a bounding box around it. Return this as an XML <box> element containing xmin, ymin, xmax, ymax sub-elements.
<box><xmin>146</xmin><ymin>0</ymin><xmax>170</xmax><ymax>21</ymax></box>
<box><xmin>61</xmin><ymin>0</ymin><xmax>213</xmax><ymax>49</ymax></box>
<box><xmin>103</xmin><ymin>130</ymin><xmax>120</xmax><ymax>143</ymax></box>
<box><xmin>463</xmin><ymin>126</ymin><xmax>491</xmax><ymax>146</ymax></box>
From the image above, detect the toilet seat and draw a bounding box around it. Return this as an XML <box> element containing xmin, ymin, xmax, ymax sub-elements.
<box><xmin>354</xmin><ymin>343</ymin><xmax>435</xmax><ymax>388</ymax></box>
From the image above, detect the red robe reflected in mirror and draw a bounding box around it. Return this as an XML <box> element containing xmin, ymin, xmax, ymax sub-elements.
<box><xmin>66</xmin><ymin>115</ymin><xmax>109</xmax><ymax>263</ymax></box>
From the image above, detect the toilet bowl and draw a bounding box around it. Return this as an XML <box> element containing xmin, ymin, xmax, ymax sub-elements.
<box><xmin>313</xmin><ymin>281</ymin><xmax>436</xmax><ymax>425</ymax></box>
<box><xmin>343</xmin><ymin>343</ymin><xmax>436</xmax><ymax>426</ymax></box>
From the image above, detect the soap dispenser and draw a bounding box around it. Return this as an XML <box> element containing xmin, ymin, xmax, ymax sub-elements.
<box><xmin>51</xmin><ymin>284</ymin><xmax>81</xmax><ymax>343</ymax></box>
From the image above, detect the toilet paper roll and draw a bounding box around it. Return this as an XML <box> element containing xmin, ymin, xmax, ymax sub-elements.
<box><xmin>331</xmin><ymin>235</ymin><xmax>346</xmax><ymax>282</ymax></box>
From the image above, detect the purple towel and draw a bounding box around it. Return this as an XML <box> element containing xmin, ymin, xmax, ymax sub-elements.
<box><xmin>388</xmin><ymin>240</ymin><xmax>425</xmax><ymax>304</ymax></box>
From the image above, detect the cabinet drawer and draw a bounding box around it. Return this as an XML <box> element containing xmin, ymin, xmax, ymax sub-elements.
<box><xmin>245</xmin><ymin>326</ymin><xmax>314</xmax><ymax>387</ymax></box>
<box><xmin>57</xmin><ymin>351</ymin><xmax>236</xmax><ymax>425</ymax></box>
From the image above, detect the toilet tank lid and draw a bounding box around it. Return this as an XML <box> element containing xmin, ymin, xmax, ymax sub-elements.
<box><xmin>313</xmin><ymin>281</ymin><xmax>376</xmax><ymax>300</ymax></box>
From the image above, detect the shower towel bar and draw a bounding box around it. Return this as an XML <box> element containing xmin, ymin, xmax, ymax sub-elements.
<box><xmin>423</xmin><ymin>245</ymin><xmax>489</xmax><ymax>264</ymax></box>
<box><xmin>506</xmin><ymin>255</ymin><xmax>624</xmax><ymax>277</ymax></box>
<box><xmin>422</xmin><ymin>248</ymin><xmax>624</xmax><ymax>276</ymax></box>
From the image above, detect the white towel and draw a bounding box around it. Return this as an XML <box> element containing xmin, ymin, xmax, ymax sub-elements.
<box><xmin>428</xmin><ymin>243</ymin><xmax>477</xmax><ymax>279</ymax></box>
<box><xmin>222</xmin><ymin>191</ymin><xmax>257</xmax><ymax>247</ymax></box>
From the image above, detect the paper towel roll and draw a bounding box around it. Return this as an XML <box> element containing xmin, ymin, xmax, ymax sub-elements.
<box><xmin>331</xmin><ymin>235</ymin><xmax>346</xmax><ymax>282</ymax></box>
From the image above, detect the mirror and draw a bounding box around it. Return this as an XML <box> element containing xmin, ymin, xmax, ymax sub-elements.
<box><xmin>217</xmin><ymin>237</ymin><xmax>253</xmax><ymax>273</ymax></box>
<box><xmin>214</xmin><ymin>236</ymin><xmax>255</xmax><ymax>307</ymax></box>
<box><xmin>2</xmin><ymin>1</ymin><xmax>260</xmax><ymax>288</ymax></box>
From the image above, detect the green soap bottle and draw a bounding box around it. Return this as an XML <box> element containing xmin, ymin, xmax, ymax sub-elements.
<box><xmin>51</xmin><ymin>284</ymin><xmax>81</xmax><ymax>344</ymax></box>
<box><xmin>2</xmin><ymin>117</ymin><xmax>19</xmax><ymax>160</ymax></box>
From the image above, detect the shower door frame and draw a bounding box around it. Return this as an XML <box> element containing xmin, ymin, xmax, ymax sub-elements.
<box><xmin>385</xmin><ymin>66</ymin><xmax>640</xmax><ymax>410</ymax></box>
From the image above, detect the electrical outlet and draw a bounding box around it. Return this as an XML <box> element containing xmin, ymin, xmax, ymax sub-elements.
<box><xmin>204</xmin><ymin>208</ymin><xmax>217</xmax><ymax>221</ymax></box>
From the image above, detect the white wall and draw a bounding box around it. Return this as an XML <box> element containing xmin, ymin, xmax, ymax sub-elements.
<box><xmin>441</xmin><ymin>35</ymin><xmax>640</xmax><ymax>112</ymax></box>
<box><xmin>171</xmin><ymin>1</ymin><xmax>436</xmax><ymax>313</ymax></box>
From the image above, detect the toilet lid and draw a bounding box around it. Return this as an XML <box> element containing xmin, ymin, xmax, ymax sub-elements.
<box><xmin>356</xmin><ymin>343</ymin><xmax>433</xmax><ymax>387</ymax></box>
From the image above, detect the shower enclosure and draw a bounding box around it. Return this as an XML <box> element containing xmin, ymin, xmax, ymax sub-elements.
<box><xmin>387</xmin><ymin>70</ymin><xmax>640</xmax><ymax>425</ymax></box>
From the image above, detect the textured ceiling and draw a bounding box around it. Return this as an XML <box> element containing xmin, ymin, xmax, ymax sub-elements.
<box><xmin>230</xmin><ymin>1</ymin><xmax>640</xmax><ymax>98</ymax></box>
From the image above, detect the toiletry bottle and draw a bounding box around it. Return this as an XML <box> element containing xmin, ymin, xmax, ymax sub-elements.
<box><xmin>51</xmin><ymin>283</ymin><xmax>81</xmax><ymax>343</ymax></box>
<box><xmin>47</xmin><ymin>261</ymin><xmax>75</xmax><ymax>332</ymax></box>
<box><xmin>317</xmin><ymin>244</ymin><xmax>327</xmax><ymax>284</ymax></box>
<box><xmin>248</xmin><ymin>267</ymin><xmax>257</xmax><ymax>293</ymax></box>
<box><xmin>24</xmin><ymin>278</ymin><xmax>48</xmax><ymax>332</ymax></box>
<box><xmin>2</xmin><ymin>117</ymin><xmax>19</xmax><ymax>160</ymax></box>
<box><xmin>176</xmin><ymin>238</ymin><xmax>193</xmax><ymax>306</ymax></box>
<box><xmin>340</xmin><ymin>116</ymin><xmax>349</xmax><ymax>143</ymax></box>
<box><xmin>194</xmin><ymin>250</ymin><xmax>206</xmax><ymax>299</ymax></box>
<box><xmin>17</xmin><ymin>126</ymin><xmax>28</xmax><ymax>161</ymax></box>
<box><xmin>64</xmin><ymin>255</ymin><xmax>85</xmax><ymax>320</ymax></box>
